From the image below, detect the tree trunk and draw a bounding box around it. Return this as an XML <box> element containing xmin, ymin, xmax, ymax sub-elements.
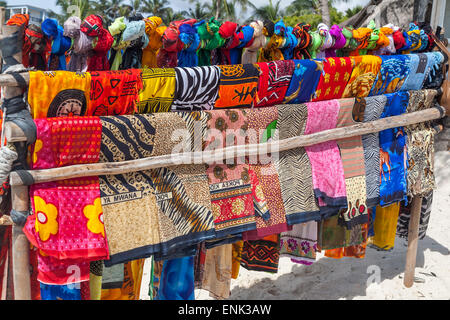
<box><xmin>319</xmin><ymin>0</ymin><xmax>330</xmax><ymax>26</ymax></box>
<box><xmin>215</xmin><ymin>0</ymin><xmax>222</xmax><ymax>19</ymax></box>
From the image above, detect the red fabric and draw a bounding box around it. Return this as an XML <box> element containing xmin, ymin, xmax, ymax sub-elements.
<box><xmin>219</xmin><ymin>21</ymin><xmax>238</xmax><ymax>39</ymax></box>
<box><xmin>88</xmin><ymin>69</ymin><xmax>143</xmax><ymax>116</ymax></box>
<box><xmin>80</xmin><ymin>15</ymin><xmax>103</xmax><ymax>37</ymax></box>
<box><xmin>88</xmin><ymin>24</ymin><xmax>114</xmax><ymax>71</ymax></box>
<box><xmin>393</xmin><ymin>30</ymin><xmax>406</xmax><ymax>50</ymax></box>
<box><xmin>312</xmin><ymin>57</ymin><xmax>353</xmax><ymax>101</ymax></box>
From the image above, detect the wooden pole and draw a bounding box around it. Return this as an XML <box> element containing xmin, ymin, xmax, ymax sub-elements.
<box><xmin>6</xmin><ymin>105</ymin><xmax>446</xmax><ymax>186</ymax></box>
<box><xmin>0</xmin><ymin>24</ymin><xmax>31</xmax><ymax>300</ymax></box>
<box><xmin>10</xmin><ymin>185</ymin><xmax>31</xmax><ymax>300</ymax></box>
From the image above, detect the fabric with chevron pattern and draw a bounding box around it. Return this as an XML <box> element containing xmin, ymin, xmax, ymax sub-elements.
<box><xmin>254</xmin><ymin>60</ymin><xmax>295</xmax><ymax>107</ymax></box>
<box><xmin>99</xmin><ymin>114</ymin><xmax>216</xmax><ymax>266</ymax></box>
<box><xmin>273</xmin><ymin>104</ymin><xmax>320</xmax><ymax>225</ymax></box>
<box><xmin>137</xmin><ymin>68</ymin><xmax>175</xmax><ymax>113</ymax></box>
<box><xmin>359</xmin><ymin>95</ymin><xmax>387</xmax><ymax>207</ymax></box>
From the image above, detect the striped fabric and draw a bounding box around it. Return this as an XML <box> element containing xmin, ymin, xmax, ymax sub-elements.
<box><xmin>336</xmin><ymin>98</ymin><xmax>368</xmax><ymax>229</ymax></box>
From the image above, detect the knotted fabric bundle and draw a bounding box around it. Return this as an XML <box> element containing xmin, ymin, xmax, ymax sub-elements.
<box><xmin>64</xmin><ymin>16</ymin><xmax>92</xmax><ymax>72</ymax></box>
<box><xmin>158</xmin><ymin>20</ymin><xmax>194</xmax><ymax>67</ymax></box>
<box><xmin>108</xmin><ymin>17</ymin><xmax>128</xmax><ymax>70</ymax></box>
<box><xmin>293</xmin><ymin>23</ymin><xmax>312</xmax><ymax>59</ymax></box>
<box><xmin>215</xmin><ymin>21</ymin><xmax>238</xmax><ymax>65</ymax></box>
<box><xmin>121</xmin><ymin>19</ymin><xmax>148</xmax><ymax>69</ymax></box>
<box><xmin>317</xmin><ymin>23</ymin><xmax>333</xmax><ymax>59</ymax></box>
<box><xmin>229</xmin><ymin>25</ymin><xmax>254</xmax><ymax>65</ymax></box>
<box><xmin>142</xmin><ymin>16</ymin><xmax>164</xmax><ymax>68</ymax></box>
<box><xmin>41</xmin><ymin>18</ymin><xmax>72</xmax><ymax>70</ymax></box>
<box><xmin>326</xmin><ymin>25</ymin><xmax>346</xmax><ymax>57</ymax></box>
<box><xmin>242</xmin><ymin>21</ymin><xmax>265</xmax><ymax>64</ymax></box>
<box><xmin>178</xmin><ymin>23</ymin><xmax>200</xmax><ymax>67</ymax></box>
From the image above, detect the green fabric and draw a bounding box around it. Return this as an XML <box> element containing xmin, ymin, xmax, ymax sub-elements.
<box><xmin>307</xmin><ymin>31</ymin><xmax>323</xmax><ymax>59</ymax></box>
<box><xmin>197</xmin><ymin>18</ymin><xmax>222</xmax><ymax>66</ymax></box>
<box><xmin>318</xmin><ymin>214</ymin><xmax>364</xmax><ymax>250</ymax></box>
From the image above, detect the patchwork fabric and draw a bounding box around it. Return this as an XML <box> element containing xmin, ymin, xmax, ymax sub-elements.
<box><xmin>214</xmin><ymin>64</ymin><xmax>259</xmax><ymax>108</ymax></box>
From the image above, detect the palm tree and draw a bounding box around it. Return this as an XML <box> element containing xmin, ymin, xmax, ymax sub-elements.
<box><xmin>285</xmin><ymin>0</ymin><xmax>320</xmax><ymax>16</ymax></box>
<box><xmin>140</xmin><ymin>0</ymin><xmax>172</xmax><ymax>17</ymax></box>
<box><xmin>0</xmin><ymin>1</ymin><xmax>7</xmax><ymax>7</ymax></box>
<box><xmin>49</xmin><ymin>0</ymin><xmax>96</xmax><ymax>24</ymax></box>
<box><xmin>249</xmin><ymin>0</ymin><xmax>283</xmax><ymax>22</ymax></box>
<box><xmin>92</xmin><ymin>0</ymin><xmax>132</xmax><ymax>25</ymax></box>
<box><xmin>186</xmin><ymin>1</ymin><xmax>211</xmax><ymax>20</ymax></box>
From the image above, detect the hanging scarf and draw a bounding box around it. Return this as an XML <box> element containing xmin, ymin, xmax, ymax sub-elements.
<box><xmin>242</xmin><ymin>21</ymin><xmax>265</xmax><ymax>64</ymax></box>
<box><xmin>342</xmin><ymin>55</ymin><xmax>382</xmax><ymax>98</ymax></box>
<box><xmin>358</xmin><ymin>95</ymin><xmax>388</xmax><ymax>208</ymax></box>
<box><xmin>312</xmin><ymin>57</ymin><xmax>353</xmax><ymax>101</ymax></box>
<box><xmin>369</xmin><ymin>203</ymin><xmax>400</xmax><ymax>251</ymax></box>
<box><xmin>214</xmin><ymin>63</ymin><xmax>259</xmax><ymax>109</ymax></box>
<box><xmin>158</xmin><ymin>19</ymin><xmax>194</xmax><ymax>68</ymax></box>
<box><xmin>142</xmin><ymin>16</ymin><xmax>163</xmax><ymax>68</ymax></box>
<box><xmin>401</xmin><ymin>52</ymin><xmax>444</xmax><ymax>90</ymax></box>
<box><xmin>274</xmin><ymin>104</ymin><xmax>320</xmax><ymax>225</ymax></box>
<box><xmin>137</xmin><ymin>68</ymin><xmax>176</xmax><ymax>113</ymax></box>
<box><xmin>199</xmin><ymin>244</ymin><xmax>232</xmax><ymax>299</ymax></box>
<box><xmin>378</xmin><ymin>91</ymin><xmax>409</xmax><ymax>206</ymax></box>
<box><xmin>203</xmin><ymin>109</ymin><xmax>257</xmax><ymax>238</ymax></box>
<box><xmin>316</xmin><ymin>23</ymin><xmax>334</xmax><ymax>59</ymax></box>
<box><xmin>178</xmin><ymin>23</ymin><xmax>200</xmax><ymax>67</ymax></box>
<box><xmin>258</xmin><ymin>22</ymin><xmax>284</xmax><ymax>62</ymax></box>
<box><xmin>156</xmin><ymin>256</ymin><xmax>195</xmax><ymax>300</ymax></box>
<box><xmin>370</xmin><ymin>55</ymin><xmax>411</xmax><ymax>95</ymax></box>
<box><xmin>397</xmin><ymin>190</ymin><xmax>433</xmax><ymax>241</ymax></box>
<box><xmin>88</xmin><ymin>69</ymin><xmax>143</xmax><ymax>116</ymax></box>
<box><xmin>280</xmin><ymin>222</ymin><xmax>318</xmax><ymax>265</ymax></box>
<box><xmin>254</xmin><ymin>60</ymin><xmax>295</xmax><ymax>107</ymax></box>
<box><xmin>405</xmin><ymin>89</ymin><xmax>437</xmax><ymax>196</ymax></box>
<box><xmin>335</xmin><ymin>98</ymin><xmax>368</xmax><ymax>229</ymax></box>
<box><xmin>240</xmin><ymin>234</ymin><xmax>280</xmax><ymax>273</ymax></box>
<box><xmin>41</xmin><ymin>18</ymin><xmax>72</xmax><ymax>70</ymax></box>
<box><xmin>326</xmin><ymin>24</ymin><xmax>346</xmax><ymax>58</ymax></box>
<box><xmin>27</xmin><ymin>70</ymin><xmax>91</xmax><ymax>118</ymax></box>
<box><xmin>307</xmin><ymin>30</ymin><xmax>323</xmax><ymax>59</ymax></box>
<box><xmin>89</xmin><ymin>27</ymin><xmax>114</xmax><ymax>71</ymax></box>
<box><xmin>212</xmin><ymin>21</ymin><xmax>238</xmax><ymax>65</ymax></box>
<box><xmin>275</xmin><ymin>20</ymin><xmax>296</xmax><ymax>60</ymax></box>
<box><xmin>172</xmin><ymin>66</ymin><xmax>220</xmax><ymax>110</ymax></box>
<box><xmin>304</xmin><ymin>100</ymin><xmax>347</xmax><ymax>216</ymax></box>
<box><xmin>292</xmin><ymin>23</ymin><xmax>312</xmax><ymax>59</ymax></box>
<box><xmin>283</xmin><ymin>59</ymin><xmax>322</xmax><ymax>104</ymax></box>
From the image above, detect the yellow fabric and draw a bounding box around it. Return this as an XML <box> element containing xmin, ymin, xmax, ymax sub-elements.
<box><xmin>370</xmin><ymin>203</ymin><xmax>400</xmax><ymax>251</ymax></box>
<box><xmin>142</xmin><ymin>18</ymin><xmax>164</xmax><ymax>68</ymax></box>
<box><xmin>27</xmin><ymin>71</ymin><xmax>91</xmax><ymax>119</ymax></box>
<box><xmin>137</xmin><ymin>67</ymin><xmax>176</xmax><ymax>113</ymax></box>
<box><xmin>231</xmin><ymin>241</ymin><xmax>243</xmax><ymax>279</ymax></box>
<box><xmin>258</xmin><ymin>35</ymin><xmax>284</xmax><ymax>62</ymax></box>
<box><xmin>100</xmin><ymin>259</ymin><xmax>145</xmax><ymax>300</ymax></box>
<box><xmin>404</xmin><ymin>30</ymin><xmax>422</xmax><ymax>54</ymax></box>
<box><xmin>89</xmin><ymin>273</ymin><xmax>102</xmax><ymax>300</ymax></box>
<box><xmin>342</xmin><ymin>55</ymin><xmax>382</xmax><ymax>98</ymax></box>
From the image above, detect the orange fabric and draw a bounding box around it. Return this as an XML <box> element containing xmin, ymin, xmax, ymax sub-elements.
<box><xmin>325</xmin><ymin>223</ymin><xmax>369</xmax><ymax>259</ymax></box>
<box><xmin>6</xmin><ymin>13</ymin><xmax>29</xmax><ymax>26</ymax></box>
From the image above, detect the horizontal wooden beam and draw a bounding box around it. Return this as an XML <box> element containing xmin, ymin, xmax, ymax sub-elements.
<box><xmin>8</xmin><ymin>106</ymin><xmax>446</xmax><ymax>186</ymax></box>
<box><xmin>0</xmin><ymin>72</ymin><xmax>29</xmax><ymax>87</ymax></box>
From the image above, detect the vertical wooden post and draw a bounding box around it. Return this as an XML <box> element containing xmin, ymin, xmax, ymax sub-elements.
<box><xmin>403</xmin><ymin>174</ymin><xmax>424</xmax><ymax>288</ymax></box>
<box><xmin>0</xmin><ymin>24</ymin><xmax>31</xmax><ymax>300</ymax></box>
<box><xmin>11</xmin><ymin>185</ymin><xmax>31</xmax><ymax>300</ymax></box>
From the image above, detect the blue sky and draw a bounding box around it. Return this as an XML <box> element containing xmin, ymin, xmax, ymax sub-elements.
<box><xmin>6</xmin><ymin>0</ymin><xmax>370</xmax><ymax>16</ymax></box>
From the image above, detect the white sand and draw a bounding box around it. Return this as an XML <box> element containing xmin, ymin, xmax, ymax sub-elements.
<box><xmin>142</xmin><ymin>151</ymin><xmax>450</xmax><ymax>300</ymax></box>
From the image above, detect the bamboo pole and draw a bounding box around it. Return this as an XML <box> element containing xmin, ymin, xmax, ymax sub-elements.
<box><xmin>1</xmin><ymin>24</ymin><xmax>31</xmax><ymax>300</ymax></box>
<box><xmin>6</xmin><ymin>105</ymin><xmax>446</xmax><ymax>186</ymax></box>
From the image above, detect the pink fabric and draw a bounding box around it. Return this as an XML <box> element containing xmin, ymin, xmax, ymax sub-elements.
<box><xmin>304</xmin><ymin>100</ymin><xmax>347</xmax><ymax>207</ymax></box>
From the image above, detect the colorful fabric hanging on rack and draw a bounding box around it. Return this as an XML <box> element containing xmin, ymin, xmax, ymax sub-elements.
<box><xmin>283</xmin><ymin>59</ymin><xmax>322</xmax><ymax>104</ymax></box>
<box><xmin>342</xmin><ymin>55</ymin><xmax>382</xmax><ymax>98</ymax></box>
<box><xmin>312</xmin><ymin>57</ymin><xmax>353</xmax><ymax>101</ymax></box>
<box><xmin>88</xmin><ymin>69</ymin><xmax>143</xmax><ymax>116</ymax></box>
<box><xmin>280</xmin><ymin>221</ymin><xmax>318</xmax><ymax>265</ymax></box>
<box><xmin>156</xmin><ymin>256</ymin><xmax>195</xmax><ymax>300</ymax></box>
<box><xmin>240</xmin><ymin>234</ymin><xmax>280</xmax><ymax>273</ymax></box>
<box><xmin>28</xmin><ymin>71</ymin><xmax>91</xmax><ymax>119</ymax></box>
<box><xmin>137</xmin><ymin>68</ymin><xmax>176</xmax><ymax>113</ymax></box>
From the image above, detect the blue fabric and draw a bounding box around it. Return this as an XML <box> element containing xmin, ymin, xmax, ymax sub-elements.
<box><xmin>283</xmin><ymin>59</ymin><xmax>322</xmax><ymax>104</ymax></box>
<box><xmin>156</xmin><ymin>256</ymin><xmax>195</xmax><ymax>300</ymax></box>
<box><xmin>401</xmin><ymin>52</ymin><xmax>444</xmax><ymax>91</ymax></box>
<box><xmin>40</xmin><ymin>283</ymin><xmax>81</xmax><ymax>300</ymax></box>
<box><xmin>280</xmin><ymin>26</ymin><xmax>297</xmax><ymax>60</ymax></box>
<box><xmin>229</xmin><ymin>25</ymin><xmax>254</xmax><ymax>65</ymax></box>
<box><xmin>378</xmin><ymin>91</ymin><xmax>409</xmax><ymax>207</ymax></box>
<box><xmin>369</xmin><ymin>55</ymin><xmax>411</xmax><ymax>96</ymax></box>
<box><xmin>41</xmin><ymin>18</ymin><xmax>71</xmax><ymax>70</ymax></box>
<box><xmin>178</xmin><ymin>24</ymin><xmax>200</xmax><ymax>67</ymax></box>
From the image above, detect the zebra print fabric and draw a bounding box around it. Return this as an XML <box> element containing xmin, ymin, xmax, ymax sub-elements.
<box><xmin>99</xmin><ymin>114</ymin><xmax>216</xmax><ymax>266</ymax></box>
<box><xmin>397</xmin><ymin>191</ymin><xmax>433</xmax><ymax>240</ymax></box>
<box><xmin>172</xmin><ymin>66</ymin><xmax>220</xmax><ymax>111</ymax></box>
<box><xmin>274</xmin><ymin>104</ymin><xmax>321</xmax><ymax>225</ymax></box>
<box><xmin>360</xmin><ymin>95</ymin><xmax>387</xmax><ymax>207</ymax></box>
